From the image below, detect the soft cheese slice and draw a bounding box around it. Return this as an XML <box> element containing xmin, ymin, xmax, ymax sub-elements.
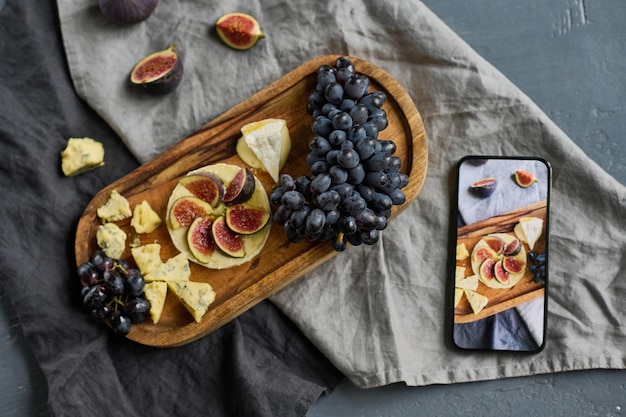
<box><xmin>464</xmin><ymin>289</ymin><xmax>489</xmax><ymax>315</ymax></box>
<box><xmin>454</xmin><ymin>288</ymin><xmax>464</xmax><ymax>308</ymax></box>
<box><xmin>130</xmin><ymin>200</ymin><xmax>162</xmax><ymax>234</ymax></box>
<box><xmin>61</xmin><ymin>137</ymin><xmax>105</xmax><ymax>176</ymax></box>
<box><xmin>143</xmin><ymin>281</ymin><xmax>168</xmax><ymax>324</ymax></box>
<box><xmin>144</xmin><ymin>253</ymin><xmax>190</xmax><ymax>282</ymax></box>
<box><xmin>238</xmin><ymin>119</ymin><xmax>291</xmax><ymax>182</ymax></box>
<box><xmin>97</xmin><ymin>190</ymin><xmax>132</xmax><ymax>222</ymax></box>
<box><xmin>455</xmin><ymin>266</ymin><xmax>467</xmax><ymax>283</ymax></box>
<box><xmin>131</xmin><ymin>243</ymin><xmax>162</xmax><ymax>275</ymax></box>
<box><xmin>167</xmin><ymin>281</ymin><xmax>216</xmax><ymax>323</ymax></box>
<box><xmin>96</xmin><ymin>222</ymin><xmax>127</xmax><ymax>259</ymax></box>
<box><xmin>456</xmin><ymin>243</ymin><xmax>470</xmax><ymax>261</ymax></box>
<box><xmin>456</xmin><ymin>274</ymin><xmax>479</xmax><ymax>291</ymax></box>
<box><xmin>519</xmin><ymin>217</ymin><xmax>543</xmax><ymax>250</ymax></box>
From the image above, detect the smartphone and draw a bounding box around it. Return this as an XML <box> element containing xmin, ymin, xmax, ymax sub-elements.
<box><xmin>451</xmin><ymin>156</ymin><xmax>551</xmax><ymax>352</ymax></box>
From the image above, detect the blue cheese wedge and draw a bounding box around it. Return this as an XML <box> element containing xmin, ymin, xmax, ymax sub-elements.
<box><xmin>456</xmin><ymin>274</ymin><xmax>479</xmax><ymax>291</ymax></box>
<box><xmin>237</xmin><ymin>119</ymin><xmax>291</xmax><ymax>182</ymax></box>
<box><xmin>464</xmin><ymin>289</ymin><xmax>489</xmax><ymax>315</ymax></box>
<box><xmin>130</xmin><ymin>200</ymin><xmax>162</xmax><ymax>234</ymax></box>
<box><xmin>61</xmin><ymin>137</ymin><xmax>105</xmax><ymax>176</ymax></box>
<box><xmin>96</xmin><ymin>222</ymin><xmax>127</xmax><ymax>259</ymax></box>
<box><xmin>144</xmin><ymin>252</ymin><xmax>190</xmax><ymax>282</ymax></box>
<box><xmin>143</xmin><ymin>281</ymin><xmax>168</xmax><ymax>324</ymax></box>
<box><xmin>97</xmin><ymin>190</ymin><xmax>132</xmax><ymax>222</ymax></box>
<box><xmin>131</xmin><ymin>243</ymin><xmax>163</xmax><ymax>275</ymax></box>
<box><xmin>167</xmin><ymin>281</ymin><xmax>216</xmax><ymax>323</ymax></box>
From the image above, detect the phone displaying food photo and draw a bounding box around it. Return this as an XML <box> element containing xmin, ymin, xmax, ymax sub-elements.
<box><xmin>451</xmin><ymin>156</ymin><xmax>551</xmax><ymax>352</ymax></box>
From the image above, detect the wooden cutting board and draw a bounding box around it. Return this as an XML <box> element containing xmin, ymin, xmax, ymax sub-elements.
<box><xmin>74</xmin><ymin>55</ymin><xmax>428</xmax><ymax>347</ymax></box>
<box><xmin>453</xmin><ymin>200</ymin><xmax>547</xmax><ymax>323</ymax></box>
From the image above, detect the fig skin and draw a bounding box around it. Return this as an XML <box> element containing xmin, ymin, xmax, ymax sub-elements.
<box><xmin>130</xmin><ymin>45</ymin><xmax>184</xmax><ymax>95</ymax></box>
<box><xmin>223</xmin><ymin>167</ymin><xmax>256</xmax><ymax>204</ymax></box>
<box><xmin>215</xmin><ymin>12</ymin><xmax>265</xmax><ymax>50</ymax></box>
<box><xmin>99</xmin><ymin>0</ymin><xmax>159</xmax><ymax>25</ymax></box>
<box><xmin>469</xmin><ymin>177</ymin><xmax>497</xmax><ymax>198</ymax></box>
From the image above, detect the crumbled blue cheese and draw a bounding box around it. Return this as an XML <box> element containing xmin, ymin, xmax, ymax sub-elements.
<box><xmin>130</xmin><ymin>200</ymin><xmax>162</xmax><ymax>234</ymax></box>
<box><xmin>131</xmin><ymin>243</ymin><xmax>163</xmax><ymax>275</ymax></box>
<box><xmin>96</xmin><ymin>222</ymin><xmax>127</xmax><ymax>259</ymax></box>
<box><xmin>144</xmin><ymin>252</ymin><xmax>190</xmax><ymax>282</ymax></box>
<box><xmin>97</xmin><ymin>190</ymin><xmax>132</xmax><ymax>222</ymax></box>
<box><xmin>144</xmin><ymin>281</ymin><xmax>168</xmax><ymax>324</ymax></box>
<box><xmin>61</xmin><ymin>137</ymin><xmax>105</xmax><ymax>177</ymax></box>
<box><xmin>167</xmin><ymin>281</ymin><xmax>216</xmax><ymax>322</ymax></box>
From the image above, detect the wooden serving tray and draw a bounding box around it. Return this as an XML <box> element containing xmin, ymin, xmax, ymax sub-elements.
<box><xmin>75</xmin><ymin>55</ymin><xmax>428</xmax><ymax>347</ymax></box>
<box><xmin>453</xmin><ymin>200</ymin><xmax>547</xmax><ymax>323</ymax></box>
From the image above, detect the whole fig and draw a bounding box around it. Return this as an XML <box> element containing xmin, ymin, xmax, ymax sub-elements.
<box><xmin>99</xmin><ymin>0</ymin><xmax>159</xmax><ymax>24</ymax></box>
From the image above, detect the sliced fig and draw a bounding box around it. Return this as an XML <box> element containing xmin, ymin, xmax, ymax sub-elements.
<box><xmin>187</xmin><ymin>216</ymin><xmax>216</xmax><ymax>263</ymax></box>
<box><xmin>494</xmin><ymin>260</ymin><xmax>511</xmax><ymax>284</ymax></box>
<box><xmin>215</xmin><ymin>12</ymin><xmax>265</xmax><ymax>50</ymax></box>
<box><xmin>211</xmin><ymin>216</ymin><xmax>245</xmax><ymax>258</ymax></box>
<box><xmin>503</xmin><ymin>238</ymin><xmax>522</xmax><ymax>256</ymax></box>
<box><xmin>503</xmin><ymin>256</ymin><xmax>526</xmax><ymax>274</ymax></box>
<box><xmin>169</xmin><ymin>196</ymin><xmax>213</xmax><ymax>229</ymax></box>
<box><xmin>514</xmin><ymin>170</ymin><xmax>538</xmax><ymax>187</ymax></box>
<box><xmin>469</xmin><ymin>177</ymin><xmax>497</xmax><ymax>198</ymax></box>
<box><xmin>130</xmin><ymin>44</ymin><xmax>183</xmax><ymax>95</ymax></box>
<box><xmin>471</xmin><ymin>246</ymin><xmax>497</xmax><ymax>265</ymax></box>
<box><xmin>226</xmin><ymin>204</ymin><xmax>270</xmax><ymax>235</ymax></box>
<box><xmin>483</xmin><ymin>235</ymin><xmax>504</xmax><ymax>255</ymax></box>
<box><xmin>179</xmin><ymin>174</ymin><xmax>224</xmax><ymax>207</ymax></box>
<box><xmin>479</xmin><ymin>258</ymin><xmax>497</xmax><ymax>282</ymax></box>
<box><xmin>223</xmin><ymin>167</ymin><xmax>255</xmax><ymax>204</ymax></box>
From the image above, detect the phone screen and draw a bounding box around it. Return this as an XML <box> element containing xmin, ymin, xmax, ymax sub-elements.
<box><xmin>451</xmin><ymin>156</ymin><xmax>551</xmax><ymax>352</ymax></box>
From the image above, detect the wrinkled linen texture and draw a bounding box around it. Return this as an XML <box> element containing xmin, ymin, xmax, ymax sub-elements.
<box><xmin>57</xmin><ymin>0</ymin><xmax>626</xmax><ymax>389</ymax></box>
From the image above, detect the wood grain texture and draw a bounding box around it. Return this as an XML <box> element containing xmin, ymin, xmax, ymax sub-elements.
<box><xmin>74</xmin><ymin>55</ymin><xmax>428</xmax><ymax>347</ymax></box>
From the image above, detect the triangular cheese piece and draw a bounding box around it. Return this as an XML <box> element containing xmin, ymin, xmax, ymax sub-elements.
<box><xmin>519</xmin><ymin>217</ymin><xmax>543</xmax><ymax>250</ymax></box>
<box><xmin>456</xmin><ymin>274</ymin><xmax>479</xmax><ymax>291</ymax></box>
<box><xmin>167</xmin><ymin>281</ymin><xmax>216</xmax><ymax>323</ymax></box>
<box><xmin>143</xmin><ymin>281</ymin><xmax>168</xmax><ymax>324</ymax></box>
<box><xmin>144</xmin><ymin>253</ymin><xmax>190</xmax><ymax>282</ymax></box>
<box><xmin>239</xmin><ymin>119</ymin><xmax>291</xmax><ymax>182</ymax></box>
<box><xmin>131</xmin><ymin>243</ymin><xmax>163</xmax><ymax>275</ymax></box>
<box><xmin>464</xmin><ymin>289</ymin><xmax>488</xmax><ymax>315</ymax></box>
<box><xmin>454</xmin><ymin>288</ymin><xmax>464</xmax><ymax>308</ymax></box>
<box><xmin>455</xmin><ymin>266</ymin><xmax>467</xmax><ymax>283</ymax></box>
<box><xmin>455</xmin><ymin>243</ymin><xmax>469</xmax><ymax>260</ymax></box>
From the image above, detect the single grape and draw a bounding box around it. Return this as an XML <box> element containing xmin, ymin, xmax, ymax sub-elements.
<box><xmin>536</xmin><ymin>254</ymin><xmax>546</xmax><ymax>264</ymax></box>
<box><xmin>355</xmin><ymin>183</ymin><xmax>375</xmax><ymax>202</ymax></box>
<box><xmin>328</xmin><ymin>129</ymin><xmax>347</xmax><ymax>147</ymax></box>
<box><xmin>324</xmin><ymin>82</ymin><xmax>344</xmax><ymax>105</ymax></box>
<box><xmin>337</xmin><ymin>147</ymin><xmax>360</xmax><ymax>169</ymax></box>
<box><xmin>363</xmin><ymin>151</ymin><xmax>391</xmax><ymax>172</ymax></box>
<box><xmin>331</xmin><ymin>182</ymin><xmax>354</xmax><ymax>200</ymax></box>
<box><xmin>310</xmin><ymin>160</ymin><xmax>330</xmax><ymax>175</ymax></box>
<box><xmin>369</xmin><ymin>113</ymin><xmax>389</xmax><ymax>131</ymax></box>
<box><xmin>346</xmin><ymin>164</ymin><xmax>366</xmax><ymax>185</ymax></box>
<box><xmin>310</xmin><ymin>136</ymin><xmax>332</xmax><ymax>156</ymax></box>
<box><xmin>317</xmin><ymin>67</ymin><xmax>336</xmax><ymax>89</ymax></box>
<box><xmin>349</xmin><ymin>104</ymin><xmax>369</xmax><ymax>126</ymax></box>
<box><xmin>528</xmin><ymin>252</ymin><xmax>538</xmax><ymax>262</ymax></box>
<box><xmin>83</xmin><ymin>284</ymin><xmax>108</xmax><ymax>310</ymax></box>
<box><xmin>306</xmin><ymin>208</ymin><xmax>326</xmax><ymax>235</ymax></box>
<box><xmin>388</xmin><ymin>188</ymin><xmax>406</xmax><ymax>205</ymax></box>
<box><xmin>363</xmin><ymin>171</ymin><xmax>388</xmax><ymax>188</ymax></box>
<box><xmin>281</xmin><ymin>190</ymin><xmax>305</xmax><ymax>210</ymax></box>
<box><xmin>110</xmin><ymin>311</ymin><xmax>132</xmax><ymax>336</ymax></box>
<box><xmin>359</xmin><ymin>229</ymin><xmax>380</xmax><ymax>245</ymax></box>
<box><xmin>90</xmin><ymin>305</ymin><xmax>113</xmax><ymax>323</ymax></box>
<box><xmin>270</xmin><ymin>186</ymin><xmax>285</xmax><ymax>205</ymax></box>
<box><xmin>339</xmin><ymin>216</ymin><xmax>358</xmax><ymax>235</ymax></box>
<box><xmin>339</xmin><ymin>99</ymin><xmax>356</xmax><ymax>112</ymax></box>
<box><xmin>124</xmin><ymin>269</ymin><xmax>145</xmax><ymax>297</ymax></box>
<box><xmin>355</xmin><ymin>137</ymin><xmax>376</xmax><ymax>160</ymax></box>
<box><xmin>332</xmin><ymin>233</ymin><xmax>348</xmax><ymax>252</ymax></box>
<box><xmin>341</xmin><ymin>194</ymin><xmax>367</xmax><ymax>216</ymax></box>
<box><xmin>360</xmin><ymin>93</ymin><xmax>385</xmax><ymax>113</ymax></box>
<box><xmin>307</xmin><ymin>90</ymin><xmax>326</xmax><ymax>113</ymax></box>
<box><xmin>379</xmin><ymin>139</ymin><xmax>396</xmax><ymax>155</ymax></box>
<box><xmin>124</xmin><ymin>297</ymin><xmax>151</xmax><ymax>324</ymax></box>
<box><xmin>335</xmin><ymin>56</ymin><xmax>355</xmax><ymax>72</ymax></box>
<box><xmin>315</xmin><ymin>190</ymin><xmax>341</xmax><ymax>212</ymax></box>
<box><xmin>329</xmin><ymin>165</ymin><xmax>348</xmax><ymax>184</ymax></box>
<box><xmin>77</xmin><ymin>262</ymin><xmax>99</xmax><ymax>286</ymax></box>
<box><xmin>387</xmin><ymin>156</ymin><xmax>402</xmax><ymax>173</ymax></box>
<box><xmin>310</xmin><ymin>172</ymin><xmax>332</xmax><ymax>195</ymax></box>
<box><xmin>355</xmin><ymin>208</ymin><xmax>379</xmax><ymax>230</ymax></box>
<box><xmin>332</xmin><ymin>111</ymin><xmax>353</xmax><ymax>131</ymax></box>
<box><xmin>370</xmin><ymin>192</ymin><xmax>393</xmax><ymax>213</ymax></box>
<box><xmin>362</xmin><ymin>121</ymin><xmax>379</xmax><ymax>139</ymax></box>
<box><xmin>103</xmin><ymin>269</ymin><xmax>125</xmax><ymax>295</ymax></box>
<box><xmin>325</xmin><ymin>209</ymin><xmax>341</xmax><ymax>226</ymax></box>
<box><xmin>335</xmin><ymin>67</ymin><xmax>354</xmax><ymax>85</ymax></box>
<box><xmin>290</xmin><ymin>205</ymin><xmax>311</xmax><ymax>230</ymax></box>
<box><xmin>321</xmin><ymin>102</ymin><xmax>337</xmax><ymax>115</ymax></box>
<box><xmin>346</xmin><ymin>232</ymin><xmax>362</xmax><ymax>246</ymax></box>
<box><xmin>325</xmin><ymin>149</ymin><xmax>340</xmax><ymax>165</ymax></box>
<box><xmin>344</xmin><ymin>74</ymin><xmax>370</xmax><ymax>100</ymax></box>
<box><xmin>280</xmin><ymin>174</ymin><xmax>296</xmax><ymax>191</ymax></box>
<box><xmin>273</xmin><ymin>204</ymin><xmax>292</xmax><ymax>225</ymax></box>
<box><xmin>295</xmin><ymin>176</ymin><xmax>313</xmax><ymax>200</ymax></box>
<box><xmin>376</xmin><ymin>216</ymin><xmax>388</xmax><ymax>231</ymax></box>
<box><xmin>284</xmin><ymin>223</ymin><xmax>304</xmax><ymax>243</ymax></box>
<box><xmin>313</xmin><ymin>116</ymin><xmax>334</xmax><ymax>137</ymax></box>
<box><xmin>91</xmin><ymin>251</ymin><xmax>114</xmax><ymax>271</ymax></box>
<box><xmin>347</xmin><ymin>125</ymin><xmax>367</xmax><ymax>144</ymax></box>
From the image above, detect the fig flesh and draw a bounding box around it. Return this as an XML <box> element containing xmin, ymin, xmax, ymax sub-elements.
<box><xmin>514</xmin><ymin>170</ymin><xmax>538</xmax><ymax>188</ymax></box>
<box><xmin>470</xmin><ymin>177</ymin><xmax>497</xmax><ymax>198</ymax></box>
<box><xmin>215</xmin><ymin>12</ymin><xmax>265</xmax><ymax>50</ymax></box>
<box><xmin>179</xmin><ymin>174</ymin><xmax>224</xmax><ymax>207</ymax></box>
<box><xmin>479</xmin><ymin>258</ymin><xmax>497</xmax><ymax>282</ymax></box>
<box><xmin>503</xmin><ymin>256</ymin><xmax>525</xmax><ymax>274</ymax></box>
<box><xmin>211</xmin><ymin>216</ymin><xmax>245</xmax><ymax>258</ymax></box>
<box><xmin>169</xmin><ymin>196</ymin><xmax>213</xmax><ymax>229</ymax></box>
<box><xmin>471</xmin><ymin>246</ymin><xmax>497</xmax><ymax>265</ymax></box>
<box><xmin>99</xmin><ymin>0</ymin><xmax>159</xmax><ymax>24</ymax></box>
<box><xmin>187</xmin><ymin>216</ymin><xmax>216</xmax><ymax>263</ymax></box>
<box><xmin>494</xmin><ymin>260</ymin><xmax>511</xmax><ymax>284</ymax></box>
<box><xmin>223</xmin><ymin>167</ymin><xmax>255</xmax><ymax>204</ymax></box>
<box><xmin>226</xmin><ymin>204</ymin><xmax>270</xmax><ymax>235</ymax></box>
<box><xmin>483</xmin><ymin>235</ymin><xmax>504</xmax><ymax>255</ymax></box>
<box><xmin>130</xmin><ymin>44</ymin><xmax>183</xmax><ymax>95</ymax></box>
<box><xmin>503</xmin><ymin>238</ymin><xmax>522</xmax><ymax>256</ymax></box>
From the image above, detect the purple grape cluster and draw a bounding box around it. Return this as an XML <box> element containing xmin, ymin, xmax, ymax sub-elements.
<box><xmin>77</xmin><ymin>250</ymin><xmax>150</xmax><ymax>336</ymax></box>
<box><xmin>271</xmin><ymin>57</ymin><xmax>408</xmax><ymax>251</ymax></box>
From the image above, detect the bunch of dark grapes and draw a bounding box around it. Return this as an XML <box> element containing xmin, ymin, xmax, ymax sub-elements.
<box><xmin>271</xmin><ymin>57</ymin><xmax>408</xmax><ymax>252</ymax></box>
<box><xmin>77</xmin><ymin>250</ymin><xmax>150</xmax><ymax>336</ymax></box>
<box><xmin>528</xmin><ymin>252</ymin><xmax>547</xmax><ymax>284</ymax></box>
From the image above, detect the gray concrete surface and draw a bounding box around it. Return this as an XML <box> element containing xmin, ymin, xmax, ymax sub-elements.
<box><xmin>1</xmin><ymin>0</ymin><xmax>624</xmax><ymax>416</ymax></box>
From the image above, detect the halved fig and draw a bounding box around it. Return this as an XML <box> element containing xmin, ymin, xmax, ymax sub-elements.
<box><xmin>479</xmin><ymin>258</ymin><xmax>497</xmax><ymax>282</ymax></box>
<box><xmin>514</xmin><ymin>170</ymin><xmax>538</xmax><ymax>188</ymax></box>
<box><xmin>179</xmin><ymin>174</ymin><xmax>224</xmax><ymax>207</ymax></box>
<box><xmin>503</xmin><ymin>256</ymin><xmax>526</xmax><ymax>274</ymax></box>
<box><xmin>130</xmin><ymin>44</ymin><xmax>183</xmax><ymax>95</ymax></box>
<box><xmin>494</xmin><ymin>260</ymin><xmax>511</xmax><ymax>284</ymax></box>
<box><xmin>169</xmin><ymin>196</ymin><xmax>213</xmax><ymax>229</ymax></box>
<box><xmin>483</xmin><ymin>235</ymin><xmax>504</xmax><ymax>255</ymax></box>
<box><xmin>469</xmin><ymin>177</ymin><xmax>497</xmax><ymax>198</ymax></box>
<box><xmin>187</xmin><ymin>216</ymin><xmax>216</xmax><ymax>263</ymax></box>
<box><xmin>211</xmin><ymin>216</ymin><xmax>245</xmax><ymax>258</ymax></box>
<box><xmin>503</xmin><ymin>238</ymin><xmax>522</xmax><ymax>256</ymax></box>
<box><xmin>471</xmin><ymin>246</ymin><xmax>497</xmax><ymax>265</ymax></box>
<box><xmin>226</xmin><ymin>204</ymin><xmax>270</xmax><ymax>235</ymax></box>
<box><xmin>215</xmin><ymin>12</ymin><xmax>265</xmax><ymax>50</ymax></box>
<box><xmin>223</xmin><ymin>167</ymin><xmax>255</xmax><ymax>204</ymax></box>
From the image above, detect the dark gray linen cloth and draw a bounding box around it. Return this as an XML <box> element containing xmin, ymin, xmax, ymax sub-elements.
<box><xmin>0</xmin><ymin>2</ymin><xmax>342</xmax><ymax>416</ymax></box>
<box><xmin>57</xmin><ymin>0</ymin><xmax>625</xmax><ymax>390</ymax></box>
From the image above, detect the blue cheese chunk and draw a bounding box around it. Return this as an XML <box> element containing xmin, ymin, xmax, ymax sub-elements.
<box><xmin>97</xmin><ymin>190</ymin><xmax>132</xmax><ymax>222</ymax></box>
<box><xmin>61</xmin><ymin>137</ymin><xmax>105</xmax><ymax>177</ymax></box>
<box><xmin>167</xmin><ymin>281</ymin><xmax>216</xmax><ymax>323</ymax></box>
<box><xmin>96</xmin><ymin>222</ymin><xmax>127</xmax><ymax>259</ymax></box>
<box><xmin>130</xmin><ymin>200</ymin><xmax>162</xmax><ymax>234</ymax></box>
<box><xmin>144</xmin><ymin>281</ymin><xmax>168</xmax><ymax>324</ymax></box>
<box><xmin>131</xmin><ymin>243</ymin><xmax>162</xmax><ymax>275</ymax></box>
<box><xmin>144</xmin><ymin>253</ymin><xmax>190</xmax><ymax>282</ymax></box>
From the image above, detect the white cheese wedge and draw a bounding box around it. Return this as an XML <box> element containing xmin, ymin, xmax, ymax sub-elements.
<box><xmin>455</xmin><ymin>266</ymin><xmax>467</xmax><ymax>283</ymax></box>
<box><xmin>131</xmin><ymin>243</ymin><xmax>163</xmax><ymax>275</ymax></box>
<box><xmin>61</xmin><ymin>137</ymin><xmax>105</xmax><ymax>176</ymax></box>
<box><xmin>167</xmin><ymin>281</ymin><xmax>216</xmax><ymax>323</ymax></box>
<box><xmin>143</xmin><ymin>281</ymin><xmax>168</xmax><ymax>324</ymax></box>
<box><xmin>238</xmin><ymin>119</ymin><xmax>291</xmax><ymax>182</ymax></box>
<box><xmin>456</xmin><ymin>274</ymin><xmax>479</xmax><ymax>291</ymax></box>
<box><xmin>97</xmin><ymin>190</ymin><xmax>132</xmax><ymax>222</ymax></box>
<box><xmin>130</xmin><ymin>200</ymin><xmax>162</xmax><ymax>234</ymax></box>
<box><xmin>464</xmin><ymin>289</ymin><xmax>489</xmax><ymax>315</ymax></box>
<box><xmin>96</xmin><ymin>222</ymin><xmax>127</xmax><ymax>259</ymax></box>
<box><xmin>454</xmin><ymin>288</ymin><xmax>464</xmax><ymax>308</ymax></box>
<box><xmin>456</xmin><ymin>243</ymin><xmax>469</xmax><ymax>261</ymax></box>
<box><xmin>144</xmin><ymin>253</ymin><xmax>190</xmax><ymax>282</ymax></box>
<box><xmin>514</xmin><ymin>217</ymin><xmax>543</xmax><ymax>250</ymax></box>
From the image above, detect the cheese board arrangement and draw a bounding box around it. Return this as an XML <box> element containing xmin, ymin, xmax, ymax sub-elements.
<box><xmin>74</xmin><ymin>55</ymin><xmax>427</xmax><ymax>347</ymax></box>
